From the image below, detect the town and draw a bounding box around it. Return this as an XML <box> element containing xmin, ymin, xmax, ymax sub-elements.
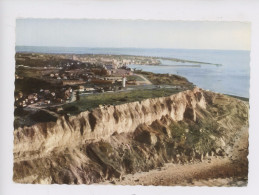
<box><xmin>15</xmin><ymin>53</ymin><xmax>157</xmax><ymax>107</ymax></box>
<box><xmin>14</xmin><ymin>52</ymin><xmax>193</xmax><ymax>127</ymax></box>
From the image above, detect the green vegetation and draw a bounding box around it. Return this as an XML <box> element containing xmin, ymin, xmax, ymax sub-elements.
<box><xmin>225</xmin><ymin>94</ymin><xmax>249</xmax><ymax>102</ymax></box>
<box><xmin>63</xmin><ymin>88</ymin><xmax>182</xmax><ymax>115</ymax></box>
<box><xmin>16</xmin><ymin>68</ymin><xmax>46</xmax><ymax>78</ymax></box>
<box><xmin>169</xmin><ymin>118</ymin><xmax>223</xmax><ymax>154</ymax></box>
<box><xmin>135</xmin><ymin>70</ymin><xmax>193</xmax><ymax>88</ymax></box>
<box><xmin>14</xmin><ymin>109</ymin><xmax>57</xmax><ymax>129</ymax></box>
<box><xmin>15</xmin><ymin>77</ymin><xmax>58</xmax><ymax>93</ymax></box>
<box><xmin>170</xmin><ymin>121</ymin><xmax>189</xmax><ymax>143</ymax></box>
<box><xmin>15</xmin><ymin>53</ymin><xmax>77</xmax><ymax>67</ymax></box>
<box><xmin>126</xmin><ymin>75</ymin><xmax>145</xmax><ymax>81</ymax></box>
<box><xmin>186</xmin><ymin>119</ymin><xmax>222</xmax><ymax>153</ymax></box>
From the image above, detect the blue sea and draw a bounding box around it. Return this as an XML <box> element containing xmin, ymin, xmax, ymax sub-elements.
<box><xmin>16</xmin><ymin>46</ymin><xmax>250</xmax><ymax>98</ymax></box>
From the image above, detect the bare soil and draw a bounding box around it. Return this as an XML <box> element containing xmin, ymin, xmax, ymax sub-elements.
<box><xmin>101</xmin><ymin>126</ymin><xmax>248</xmax><ymax>186</ymax></box>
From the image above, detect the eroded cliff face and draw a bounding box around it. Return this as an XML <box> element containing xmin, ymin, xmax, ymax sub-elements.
<box><xmin>13</xmin><ymin>88</ymin><xmax>249</xmax><ymax>184</ymax></box>
<box><xmin>14</xmin><ymin>88</ymin><xmax>205</xmax><ymax>157</ymax></box>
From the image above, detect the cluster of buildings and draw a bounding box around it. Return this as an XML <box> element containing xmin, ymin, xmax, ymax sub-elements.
<box><xmin>43</xmin><ymin>59</ymin><xmax>133</xmax><ymax>87</ymax></box>
<box><xmin>72</xmin><ymin>55</ymin><xmax>160</xmax><ymax>67</ymax></box>
<box><xmin>15</xmin><ymin>87</ymin><xmax>73</xmax><ymax>108</ymax></box>
<box><xmin>15</xmin><ymin>53</ymin><xmax>143</xmax><ymax>109</ymax></box>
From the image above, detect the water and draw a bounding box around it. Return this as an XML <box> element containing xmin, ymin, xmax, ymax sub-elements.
<box><xmin>16</xmin><ymin>46</ymin><xmax>250</xmax><ymax>98</ymax></box>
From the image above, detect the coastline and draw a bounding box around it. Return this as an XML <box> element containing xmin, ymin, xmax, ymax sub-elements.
<box><xmin>13</xmin><ymin>51</ymin><xmax>249</xmax><ymax>186</ymax></box>
<box><xmin>15</xmin><ymin>49</ymin><xmax>250</xmax><ymax>99</ymax></box>
<box><xmin>225</xmin><ymin>94</ymin><xmax>249</xmax><ymax>102</ymax></box>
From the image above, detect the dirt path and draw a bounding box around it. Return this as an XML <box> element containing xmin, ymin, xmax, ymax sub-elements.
<box><xmin>135</xmin><ymin>74</ymin><xmax>152</xmax><ymax>85</ymax></box>
<box><xmin>101</xmin><ymin>126</ymin><xmax>248</xmax><ymax>186</ymax></box>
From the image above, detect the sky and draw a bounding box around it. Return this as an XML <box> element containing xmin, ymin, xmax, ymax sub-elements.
<box><xmin>16</xmin><ymin>19</ymin><xmax>251</xmax><ymax>50</ymax></box>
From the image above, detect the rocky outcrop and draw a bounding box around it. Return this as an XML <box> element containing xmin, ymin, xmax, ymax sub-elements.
<box><xmin>13</xmin><ymin>88</ymin><xmax>249</xmax><ymax>184</ymax></box>
<box><xmin>13</xmin><ymin>87</ymin><xmax>205</xmax><ymax>157</ymax></box>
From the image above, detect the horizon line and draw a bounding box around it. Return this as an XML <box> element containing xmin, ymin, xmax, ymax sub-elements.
<box><xmin>15</xmin><ymin>45</ymin><xmax>250</xmax><ymax>52</ymax></box>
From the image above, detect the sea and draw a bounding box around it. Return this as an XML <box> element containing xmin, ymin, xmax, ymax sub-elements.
<box><xmin>16</xmin><ymin>46</ymin><xmax>250</xmax><ymax>98</ymax></box>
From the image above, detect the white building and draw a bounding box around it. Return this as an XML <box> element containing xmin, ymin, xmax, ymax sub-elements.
<box><xmin>122</xmin><ymin>77</ymin><xmax>126</xmax><ymax>88</ymax></box>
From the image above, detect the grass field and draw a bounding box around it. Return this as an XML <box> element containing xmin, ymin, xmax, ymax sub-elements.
<box><xmin>62</xmin><ymin>88</ymin><xmax>183</xmax><ymax>115</ymax></box>
<box><xmin>126</xmin><ymin>75</ymin><xmax>145</xmax><ymax>81</ymax></box>
<box><xmin>134</xmin><ymin>70</ymin><xmax>193</xmax><ymax>87</ymax></box>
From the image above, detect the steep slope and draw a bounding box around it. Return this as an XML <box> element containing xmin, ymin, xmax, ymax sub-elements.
<box><xmin>13</xmin><ymin>88</ymin><xmax>249</xmax><ymax>184</ymax></box>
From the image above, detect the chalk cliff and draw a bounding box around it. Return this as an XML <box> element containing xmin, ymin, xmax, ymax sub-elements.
<box><xmin>13</xmin><ymin>88</ymin><xmax>249</xmax><ymax>184</ymax></box>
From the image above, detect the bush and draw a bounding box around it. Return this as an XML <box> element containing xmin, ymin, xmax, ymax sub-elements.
<box><xmin>64</xmin><ymin>105</ymin><xmax>79</xmax><ymax>112</ymax></box>
<box><xmin>30</xmin><ymin>110</ymin><xmax>57</xmax><ymax>123</ymax></box>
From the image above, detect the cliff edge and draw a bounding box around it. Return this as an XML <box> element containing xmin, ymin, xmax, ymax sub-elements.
<box><xmin>13</xmin><ymin>87</ymin><xmax>249</xmax><ymax>184</ymax></box>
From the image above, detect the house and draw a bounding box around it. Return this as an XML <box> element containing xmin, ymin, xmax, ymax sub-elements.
<box><xmin>28</xmin><ymin>94</ymin><xmax>34</xmax><ymax>100</ymax></box>
<box><xmin>56</xmin><ymin>107</ymin><xmax>63</xmax><ymax>112</ymax></box>
<box><xmin>44</xmin><ymin>90</ymin><xmax>50</xmax><ymax>94</ymax></box>
<box><xmin>78</xmin><ymin>85</ymin><xmax>85</xmax><ymax>92</ymax></box>
<box><xmin>64</xmin><ymin>90</ymin><xmax>71</xmax><ymax>99</ymax></box>
<box><xmin>27</xmin><ymin>93</ymin><xmax>38</xmax><ymax>100</ymax></box>
<box><xmin>85</xmin><ymin>87</ymin><xmax>95</xmax><ymax>92</ymax></box>
<box><xmin>18</xmin><ymin>91</ymin><xmax>23</xmax><ymax>98</ymax></box>
<box><xmin>56</xmin><ymin>98</ymin><xmax>64</xmax><ymax>103</ymax></box>
<box><xmin>21</xmin><ymin>100</ymin><xmax>27</xmax><ymax>107</ymax></box>
<box><xmin>38</xmin><ymin>99</ymin><xmax>44</xmax><ymax>105</ymax></box>
<box><xmin>104</xmin><ymin>76</ymin><xmax>122</xmax><ymax>81</ymax></box>
<box><xmin>62</xmin><ymin>80</ymin><xmax>85</xmax><ymax>86</ymax></box>
<box><xmin>126</xmin><ymin>80</ymin><xmax>137</xmax><ymax>85</ymax></box>
<box><xmin>45</xmin><ymin>100</ymin><xmax>51</xmax><ymax>104</ymax></box>
<box><xmin>91</xmin><ymin>79</ymin><xmax>114</xmax><ymax>85</ymax></box>
<box><xmin>105</xmin><ymin>64</ymin><xmax>116</xmax><ymax>70</ymax></box>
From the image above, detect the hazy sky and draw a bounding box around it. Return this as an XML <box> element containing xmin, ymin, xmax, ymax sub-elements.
<box><xmin>16</xmin><ymin>19</ymin><xmax>251</xmax><ymax>50</ymax></box>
